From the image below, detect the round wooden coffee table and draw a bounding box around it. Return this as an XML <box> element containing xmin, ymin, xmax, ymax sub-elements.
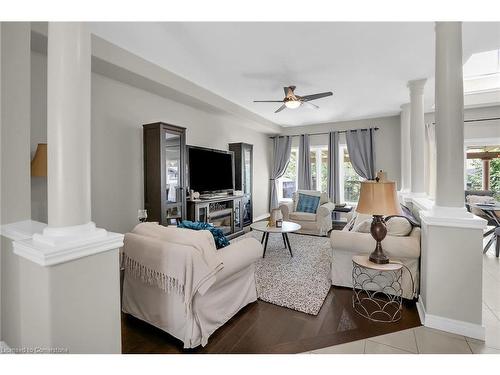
<box><xmin>250</xmin><ymin>221</ymin><xmax>301</xmax><ymax>258</ymax></box>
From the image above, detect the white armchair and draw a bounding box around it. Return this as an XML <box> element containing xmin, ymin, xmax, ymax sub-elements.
<box><xmin>279</xmin><ymin>190</ymin><xmax>334</xmax><ymax>236</ymax></box>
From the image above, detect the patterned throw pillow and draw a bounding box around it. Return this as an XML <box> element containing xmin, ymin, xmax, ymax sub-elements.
<box><xmin>296</xmin><ymin>193</ymin><xmax>321</xmax><ymax>214</ymax></box>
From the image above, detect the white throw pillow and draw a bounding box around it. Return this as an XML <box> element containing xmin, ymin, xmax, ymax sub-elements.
<box><xmin>352</xmin><ymin>212</ymin><xmax>373</xmax><ymax>230</ymax></box>
<box><xmin>385</xmin><ymin>217</ymin><xmax>412</xmax><ymax>236</ymax></box>
<box><xmin>351</xmin><ymin>216</ymin><xmax>412</xmax><ymax>236</ymax></box>
<box><xmin>353</xmin><ymin>218</ymin><xmax>372</xmax><ymax>233</ymax></box>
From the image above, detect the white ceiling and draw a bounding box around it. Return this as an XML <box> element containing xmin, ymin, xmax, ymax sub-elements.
<box><xmin>89</xmin><ymin>22</ymin><xmax>500</xmax><ymax>127</ymax></box>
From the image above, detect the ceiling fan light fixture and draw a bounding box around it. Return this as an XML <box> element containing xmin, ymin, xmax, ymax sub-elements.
<box><xmin>284</xmin><ymin>100</ymin><xmax>301</xmax><ymax>109</ymax></box>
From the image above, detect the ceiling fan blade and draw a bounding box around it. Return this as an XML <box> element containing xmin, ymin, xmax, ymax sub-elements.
<box><xmin>254</xmin><ymin>100</ymin><xmax>285</xmax><ymax>103</ymax></box>
<box><xmin>301</xmin><ymin>92</ymin><xmax>333</xmax><ymax>102</ymax></box>
<box><xmin>303</xmin><ymin>101</ymin><xmax>319</xmax><ymax>109</ymax></box>
<box><xmin>284</xmin><ymin>87</ymin><xmax>290</xmax><ymax>97</ymax></box>
<box><xmin>274</xmin><ymin>104</ymin><xmax>287</xmax><ymax>113</ymax></box>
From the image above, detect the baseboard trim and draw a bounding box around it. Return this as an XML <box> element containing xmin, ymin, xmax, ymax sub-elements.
<box><xmin>416</xmin><ymin>296</ymin><xmax>426</xmax><ymax>325</ymax></box>
<box><xmin>417</xmin><ymin>296</ymin><xmax>485</xmax><ymax>340</ymax></box>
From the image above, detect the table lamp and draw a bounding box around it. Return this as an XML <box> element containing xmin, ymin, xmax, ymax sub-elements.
<box><xmin>356</xmin><ymin>178</ymin><xmax>401</xmax><ymax>264</ymax></box>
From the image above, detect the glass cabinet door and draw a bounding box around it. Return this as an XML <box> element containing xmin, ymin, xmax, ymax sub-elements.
<box><xmin>165</xmin><ymin>132</ymin><xmax>182</xmax><ymax>222</ymax></box>
<box><xmin>233</xmin><ymin>199</ymin><xmax>243</xmax><ymax>232</ymax></box>
<box><xmin>243</xmin><ymin>146</ymin><xmax>252</xmax><ymax>195</ymax></box>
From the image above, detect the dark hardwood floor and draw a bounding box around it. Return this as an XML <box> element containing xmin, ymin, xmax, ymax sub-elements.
<box><xmin>121</xmin><ymin>286</ymin><xmax>421</xmax><ymax>354</ymax></box>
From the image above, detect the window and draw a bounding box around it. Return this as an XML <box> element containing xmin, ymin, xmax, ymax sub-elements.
<box><xmin>339</xmin><ymin>145</ymin><xmax>363</xmax><ymax>203</ymax></box>
<box><xmin>466</xmin><ymin>158</ymin><xmax>483</xmax><ymax>191</ymax></box>
<box><xmin>466</xmin><ymin>145</ymin><xmax>500</xmax><ymax>200</ymax></box>
<box><xmin>310</xmin><ymin>146</ymin><xmax>328</xmax><ymax>193</ymax></box>
<box><xmin>277</xmin><ymin>143</ymin><xmax>363</xmax><ymax>204</ymax></box>
<box><xmin>277</xmin><ymin>147</ymin><xmax>298</xmax><ymax>200</ymax></box>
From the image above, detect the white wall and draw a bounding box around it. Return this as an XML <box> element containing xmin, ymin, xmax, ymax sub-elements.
<box><xmin>1</xmin><ymin>23</ymin><xmax>31</xmax><ymax>224</ymax></box>
<box><xmin>31</xmin><ymin>51</ymin><xmax>47</xmax><ymax>223</ymax></box>
<box><xmin>30</xmin><ymin>51</ymin><xmax>272</xmax><ymax>234</ymax></box>
<box><xmin>280</xmin><ymin>115</ymin><xmax>402</xmax><ymax>188</ymax></box>
<box><xmin>91</xmin><ymin>73</ymin><xmax>272</xmax><ymax>233</ymax></box>
<box><xmin>1</xmin><ymin>22</ymin><xmax>32</xmax><ymax>347</ymax></box>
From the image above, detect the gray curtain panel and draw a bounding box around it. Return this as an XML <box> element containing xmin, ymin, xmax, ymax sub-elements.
<box><xmin>346</xmin><ymin>128</ymin><xmax>376</xmax><ymax>180</ymax></box>
<box><xmin>269</xmin><ymin>136</ymin><xmax>292</xmax><ymax>210</ymax></box>
<box><xmin>328</xmin><ymin>131</ymin><xmax>340</xmax><ymax>203</ymax></box>
<box><xmin>298</xmin><ymin>134</ymin><xmax>312</xmax><ymax>190</ymax></box>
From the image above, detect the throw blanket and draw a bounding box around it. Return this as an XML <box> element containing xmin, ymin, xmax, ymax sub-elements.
<box><xmin>177</xmin><ymin>220</ymin><xmax>230</xmax><ymax>249</ymax></box>
<box><xmin>123</xmin><ymin>223</ymin><xmax>223</xmax><ymax>306</ymax></box>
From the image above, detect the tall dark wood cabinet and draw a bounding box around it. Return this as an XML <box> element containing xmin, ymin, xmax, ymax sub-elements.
<box><xmin>143</xmin><ymin>122</ymin><xmax>186</xmax><ymax>226</ymax></box>
<box><xmin>229</xmin><ymin>142</ymin><xmax>253</xmax><ymax>226</ymax></box>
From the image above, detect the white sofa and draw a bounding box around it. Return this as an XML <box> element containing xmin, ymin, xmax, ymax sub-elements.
<box><xmin>279</xmin><ymin>190</ymin><xmax>335</xmax><ymax>236</ymax></box>
<box><xmin>330</xmin><ymin>214</ymin><xmax>421</xmax><ymax>299</ymax></box>
<box><xmin>122</xmin><ymin>223</ymin><xmax>262</xmax><ymax>348</ymax></box>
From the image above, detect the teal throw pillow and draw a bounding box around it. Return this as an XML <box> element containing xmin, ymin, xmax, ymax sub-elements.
<box><xmin>296</xmin><ymin>193</ymin><xmax>321</xmax><ymax>214</ymax></box>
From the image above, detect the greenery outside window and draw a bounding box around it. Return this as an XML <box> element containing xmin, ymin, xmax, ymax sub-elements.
<box><xmin>310</xmin><ymin>146</ymin><xmax>328</xmax><ymax>193</ymax></box>
<box><xmin>277</xmin><ymin>147</ymin><xmax>298</xmax><ymax>200</ymax></box>
<box><xmin>339</xmin><ymin>145</ymin><xmax>363</xmax><ymax>203</ymax></box>
<box><xmin>466</xmin><ymin>145</ymin><xmax>500</xmax><ymax>200</ymax></box>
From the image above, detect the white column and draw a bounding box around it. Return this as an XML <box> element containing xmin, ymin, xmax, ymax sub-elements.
<box><xmin>415</xmin><ymin>22</ymin><xmax>486</xmax><ymax>342</ymax></box>
<box><xmin>434</xmin><ymin>22</ymin><xmax>466</xmax><ymax>208</ymax></box>
<box><xmin>400</xmin><ymin>103</ymin><xmax>411</xmax><ymax>192</ymax></box>
<box><xmin>12</xmin><ymin>22</ymin><xmax>123</xmax><ymax>353</ymax></box>
<box><xmin>47</xmin><ymin>22</ymin><xmax>91</xmax><ymax>227</ymax></box>
<box><xmin>408</xmin><ymin>79</ymin><xmax>427</xmax><ymax>195</ymax></box>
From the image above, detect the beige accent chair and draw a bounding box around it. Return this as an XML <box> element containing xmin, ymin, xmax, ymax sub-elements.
<box><xmin>122</xmin><ymin>225</ymin><xmax>262</xmax><ymax>348</ymax></box>
<box><xmin>330</xmin><ymin>212</ymin><xmax>421</xmax><ymax>299</ymax></box>
<box><xmin>279</xmin><ymin>190</ymin><xmax>335</xmax><ymax>236</ymax></box>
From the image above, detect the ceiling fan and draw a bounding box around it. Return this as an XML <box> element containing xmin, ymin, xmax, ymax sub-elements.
<box><xmin>253</xmin><ymin>86</ymin><xmax>333</xmax><ymax>113</ymax></box>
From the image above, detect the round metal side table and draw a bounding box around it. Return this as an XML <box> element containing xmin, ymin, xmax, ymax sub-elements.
<box><xmin>351</xmin><ymin>255</ymin><xmax>403</xmax><ymax>323</ymax></box>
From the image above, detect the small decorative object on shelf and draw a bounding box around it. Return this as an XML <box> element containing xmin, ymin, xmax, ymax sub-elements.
<box><xmin>376</xmin><ymin>169</ymin><xmax>388</xmax><ymax>182</ymax></box>
<box><xmin>276</xmin><ymin>219</ymin><xmax>283</xmax><ymax>228</ymax></box>
<box><xmin>138</xmin><ymin>209</ymin><xmax>148</xmax><ymax>223</ymax></box>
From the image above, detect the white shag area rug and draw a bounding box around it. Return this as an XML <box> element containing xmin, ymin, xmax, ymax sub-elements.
<box><xmin>234</xmin><ymin>231</ymin><xmax>332</xmax><ymax>315</ymax></box>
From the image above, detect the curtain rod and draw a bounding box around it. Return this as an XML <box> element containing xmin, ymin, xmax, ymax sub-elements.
<box><xmin>430</xmin><ymin>117</ymin><xmax>500</xmax><ymax>125</ymax></box>
<box><xmin>269</xmin><ymin>127</ymin><xmax>379</xmax><ymax>139</ymax></box>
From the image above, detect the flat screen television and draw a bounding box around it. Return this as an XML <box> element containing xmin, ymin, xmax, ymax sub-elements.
<box><xmin>187</xmin><ymin>145</ymin><xmax>234</xmax><ymax>193</ymax></box>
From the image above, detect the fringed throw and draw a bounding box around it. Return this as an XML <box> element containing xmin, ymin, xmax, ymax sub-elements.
<box><xmin>123</xmin><ymin>254</ymin><xmax>185</xmax><ymax>296</ymax></box>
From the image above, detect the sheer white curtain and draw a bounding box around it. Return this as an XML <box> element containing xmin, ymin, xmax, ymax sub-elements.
<box><xmin>425</xmin><ymin>122</ymin><xmax>437</xmax><ymax>198</ymax></box>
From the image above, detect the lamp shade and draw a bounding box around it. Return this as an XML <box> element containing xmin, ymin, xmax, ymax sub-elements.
<box><xmin>356</xmin><ymin>180</ymin><xmax>401</xmax><ymax>216</ymax></box>
<box><xmin>31</xmin><ymin>143</ymin><xmax>47</xmax><ymax>177</ymax></box>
